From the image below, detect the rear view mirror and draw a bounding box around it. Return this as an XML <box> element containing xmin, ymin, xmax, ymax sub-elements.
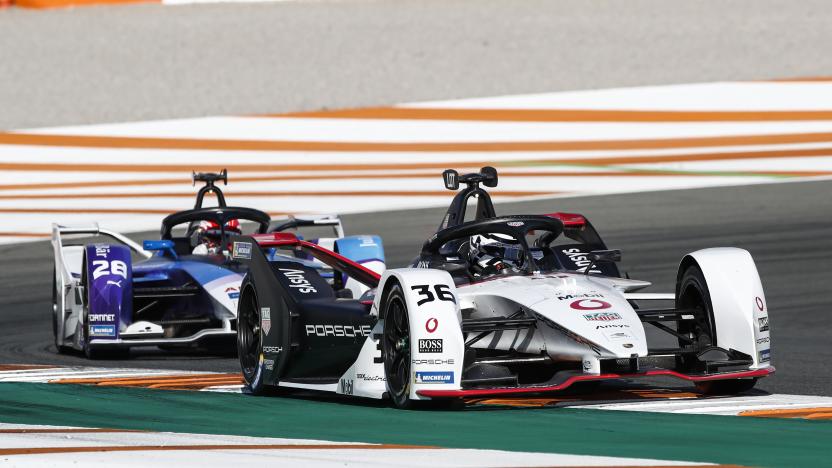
<box><xmin>481</xmin><ymin>166</ymin><xmax>498</xmax><ymax>187</ymax></box>
<box><xmin>588</xmin><ymin>249</ymin><xmax>621</xmax><ymax>263</ymax></box>
<box><xmin>143</xmin><ymin>239</ymin><xmax>177</xmax><ymax>258</ymax></box>
<box><xmin>585</xmin><ymin>249</ymin><xmax>621</xmax><ymax>276</ymax></box>
<box><xmin>443</xmin><ymin>169</ymin><xmax>460</xmax><ymax>190</ymax></box>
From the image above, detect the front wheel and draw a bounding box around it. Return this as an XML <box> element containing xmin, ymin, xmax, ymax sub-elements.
<box><xmin>238</xmin><ymin>286</ymin><xmax>271</xmax><ymax>395</ymax></box>
<box><xmin>52</xmin><ymin>266</ymin><xmax>72</xmax><ymax>354</ymax></box>
<box><xmin>676</xmin><ymin>264</ymin><xmax>716</xmax><ymax>371</ymax></box>
<box><xmin>382</xmin><ymin>284</ymin><xmax>413</xmax><ymax>409</ymax></box>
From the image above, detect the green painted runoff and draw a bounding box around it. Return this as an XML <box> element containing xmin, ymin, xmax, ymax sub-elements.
<box><xmin>0</xmin><ymin>382</ymin><xmax>828</xmax><ymax>467</ymax></box>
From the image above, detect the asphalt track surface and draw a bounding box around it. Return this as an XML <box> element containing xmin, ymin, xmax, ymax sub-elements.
<box><xmin>4</xmin><ymin>0</ymin><xmax>832</xmax><ymax>128</ymax></box>
<box><xmin>1</xmin><ymin>179</ymin><xmax>830</xmax><ymax>396</ymax></box>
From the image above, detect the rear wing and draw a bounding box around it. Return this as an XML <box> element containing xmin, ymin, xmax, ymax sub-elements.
<box><xmin>52</xmin><ymin>223</ymin><xmax>150</xmax><ymax>284</ymax></box>
<box><xmin>270</xmin><ymin>214</ymin><xmax>345</xmax><ymax>238</ymax></box>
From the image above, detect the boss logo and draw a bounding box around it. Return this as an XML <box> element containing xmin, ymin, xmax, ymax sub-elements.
<box><xmin>418</xmin><ymin>339</ymin><xmax>443</xmax><ymax>353</ymax></box>
<box><xmin>305</xmin><ymin>324</ymin><xmax>372</xmax><ymax>337</ymax></box>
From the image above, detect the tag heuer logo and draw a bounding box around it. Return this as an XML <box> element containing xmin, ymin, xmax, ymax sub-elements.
<box><xmin>418</xmin><ymin>339</ymin><xmax>443</xmax><ymax>353</ymax></box>
<box><xmin>758</xmin><ymin>316</ymin><xmax>769</xmax><ymax>332</ymax></box>
<box><xmin>261</xmin><ymin>307</ymin><xmax>271</xmax><ymax>335</ymax></box>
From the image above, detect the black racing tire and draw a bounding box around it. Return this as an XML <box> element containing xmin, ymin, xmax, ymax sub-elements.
<box><xmin>80</xmin><ymin>258</ymin><xmax>129</xmax><ymax>360</ymax></box>
<box><xmin>238</xmin><ymin>285</ymin><xmax>277</xmax><ymax>396</ymax></box>
<box><xmin>382</xmin><ymin>284</ymin><xmax>414</xmax><ymax>409</ymax></box>
<box><xmin>695</xmin><ymin>378</ymin><xmax>758</xmax><ymax>395</ymax></box>
<box><xmin>675</xmin><ymin>264</ymin><xmax>716</xmax><ymax>371</ymax></box>
<box><xmin>52</xmin><ymin>265</ymin><xmax>72</xmax><ymax>354</ymax></box>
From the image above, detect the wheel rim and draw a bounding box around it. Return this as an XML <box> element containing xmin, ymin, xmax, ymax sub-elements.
<box><xmin>678</xmin><ymin>282</ymin><xmax>713</xmax><ymax>348</ymax></box>
<box><xmin>238</xmin><ymin>289</ymin><xmax>261</xmax><ymax>380</ymax></box>
<box><xmin>384</xmin><ymin>297</ymin><xmax>410</xmax><ymax>401</ymax></box>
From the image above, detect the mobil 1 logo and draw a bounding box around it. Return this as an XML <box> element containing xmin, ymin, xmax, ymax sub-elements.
<box><xmin>418</xmin><ymin>339</ymin><xmax>443</xmax><ymax>353</ymax></box>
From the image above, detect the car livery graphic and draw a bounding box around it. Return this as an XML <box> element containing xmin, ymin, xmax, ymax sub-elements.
<box><xmin>236</xmin><ymin>167</ymin><xmax>772</xmax><ymax>409</ymax></box>
<box><xmin>51</xmin><ymin>170</ymin><xmax>385</xmax><ymax>358</ymax></box>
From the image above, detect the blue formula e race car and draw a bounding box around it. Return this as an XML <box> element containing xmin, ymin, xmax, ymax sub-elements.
<box><xmin>51</xmin><ymin>171</ymin><xmax>385</xmax><ymax>358</ymax></box>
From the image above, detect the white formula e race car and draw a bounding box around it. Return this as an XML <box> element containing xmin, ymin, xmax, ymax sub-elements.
<box><xmin>236</xmin><ymin>168</ymin><xmax>773</xmax><ymax>408</ymax></box>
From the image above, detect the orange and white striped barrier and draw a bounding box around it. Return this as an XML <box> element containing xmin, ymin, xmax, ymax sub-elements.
<box><xmin>3</xmin><ymin>80</ymin><xmax>832</xmax><ymax>244</ymax></box>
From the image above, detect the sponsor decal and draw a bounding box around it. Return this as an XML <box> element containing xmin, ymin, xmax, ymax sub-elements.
<box><xmin>415</xmin><ymin>371</ymin><xmax>454</xmax><ymax>384</ymax></box>
<box><xmin>280</xmin><ymin>268</ymin><xmax>318</xmax><ymax>294</ymax></box>
<box><xmin>583</xmin><ymin>312</ymin><xmax>622</xmax><ymax>321</ymax></box>
<box><xmin>412</xmin><ymin>358</ymin><xmax>454</xmax><ymax>365</ymax></box>
<box><xmin>582</xmin><ymin>359</ymin><xmax>593</xmax><ymax>372</ymax></box>
<box><xmin>416</xmin><ymin>260</ymin><xmax>430</xmax><ymax>269</ymax></box>
<box><xmin>356</xmin><ymin>373</ymin><xmax>386</xmax><ymax>382</ymax></box>
<box><xmin>571</xmin><ymin>299</ymin><xmax>612</xmax><ymax>310</ymax></box>
<box><xmin>759</xmin><ymin>348</ymin><xmax>771</xmax><ymax>363</ymax></box>
<box><xmin>557</xmin><ymin>292</ymin><xmax>603</xmax><ymax>301</ymax></box>
<box><xmin>606</xmin><ymin>331</ymin><xmax>632</xmax><ymax>341</ymax></box>
<box><xmin>90</xmin><ymin>324</ymin><xmax>116</xmax><ymax>337</ymax></box>
<box><xmin>756</xmin><ymin>296</ymin><xmax>765</xmax><ymax>311</ymax></box>
<box><xmin>89</xmin><ymin>314</ymin><xmax>116</xmax><ymax>322</ymax></box>
<box><xmin>756</xmin><ymin>337</ymin><xmax>770</xmax><ymax>345</ymax></box>
<box><xmin>106</xmin><ymin>280</ymin><xmax>123</xmax><ymax>288</ymax></box>
<box><xmin>261</xmin><ymin>307</ymin><xmax>271</xmax><ymax>335</ymax></box>
<box><xmin>358</xmin><ymin>236</ymin><xmax>378</xmax><ymax>247</ymax></box>
<box><xmin>94</xmin><ymin>245</ymin><xmax>110</xmax><ymax>258</ymax></box>
<box><xmin>425</xmin><ymin>317</ymin><xmax>438</xmax><ymax>333</ymax></box>
<box><xmin>561</xmin><ymin>248</ymin><xmax>602</xmax><ymax>273</ymax></box>
<box><xmin>418</xmin><ymin>338</ymin><xmax>443</xmax><ymax>353</ymax></box>
<box><xmin>596</xmin><ymin>324</ymin><xmax>630</xmax><ymax>329</ymax></box>
<box><xmin>507</xmin><ymin>221</ymin><xmax>524</xmax><ymax>227</ymax></box>
<box><xmin>758</xmin><ymin>316</ymin><xmax>770</xmax><ymax>332</ymax></box>
<box><xmin>263</xmin><ymin>346</ymin><xmax>283</xmax><ymax>354</ymax></box>
<box><xmin>226</xmin><ymin>287</ymin><xmax>240</xmax><ymax>300</ymax></box>
<box><xmin>623</xmin><ymin>343</ymin><xmax>634</xmax><ymax>348</ymax></box>
<box><xmin>264</xmin><ymin>359</ymin><xmax>275</xmax><ymax>370</ymax></box>
<box><xmin>232</xmin><ymin>242</ymin><xmax>252</xmax><ymax>260</ymax></box>
<box><xmin>305</xmin><ymin>324</ymin><xmax>372</xmax><ymax>337</ymax></box>
<box><xmin>339</xmin><ymin>378</ymin><xmax>354</xmax><ymax>395</ymax></box>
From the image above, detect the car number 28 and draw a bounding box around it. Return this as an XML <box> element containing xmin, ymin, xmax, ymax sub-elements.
<box><xmin>92</xmin><ymin>260</ymin><xmax>128</xmax><ymax>280</ymax></box>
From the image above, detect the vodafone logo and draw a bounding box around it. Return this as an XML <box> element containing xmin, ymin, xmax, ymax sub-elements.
<box><xmin>570</xmin><ymin>299</ymin><xmax>612</xmax><ymax>310</ymax></box>
<box><xmin>425</xmin><ymin>318</ymin><xmax>438</xmax><ymax>333</ymax></box>
<box><xmin>755</xmin><ymin>297</ymin><xmax>765</xmax><ymax>311</ymax></box>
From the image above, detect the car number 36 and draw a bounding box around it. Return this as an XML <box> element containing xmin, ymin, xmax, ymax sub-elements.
<box><xmin>410</xmin><ymin>284</ymin><xmax>456</xmax><ymax>306</ymax></box>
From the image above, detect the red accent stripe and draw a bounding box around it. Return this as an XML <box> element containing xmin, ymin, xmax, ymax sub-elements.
<box><xmin>543</xmin><ymin>212</ymin><xmax>587</xmax><ymax>228</ymax></box>
<box><xmin>250</xmin><ymin>233</ymin><xmax>382</xmax><ymax>282</ymax></box>
<box><xmin>417</xmin><ymin>367</ymin><xmax>775</xmax><ymax>398</ymax></box>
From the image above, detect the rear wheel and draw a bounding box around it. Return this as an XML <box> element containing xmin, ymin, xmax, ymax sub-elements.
<box><xmin>238</xmin><ymin>286</ymin><xmax>271</xmax><ymax>395</ymax></box>
<box><xmin>382</xmin><ymin>284</ymin><xmax>413</xmax><ymax>409</ymax></box>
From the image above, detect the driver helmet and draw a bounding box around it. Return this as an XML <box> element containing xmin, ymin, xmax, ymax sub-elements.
<box><xmin>192</xmin><ymin>219</ymin><xmax>241</xmax><ymax>255</ymax></box>
<box><xmin>469</xmin><ymin>233</ymin><xmax>524</xmax><ymax>276</ymax></box>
